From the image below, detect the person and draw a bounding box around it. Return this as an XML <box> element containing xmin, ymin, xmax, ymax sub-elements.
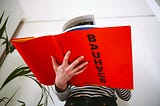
<box><xmin>51</xmin><ymin>50</ymin><xmax>131</xmax><ymax>106</ymax></box>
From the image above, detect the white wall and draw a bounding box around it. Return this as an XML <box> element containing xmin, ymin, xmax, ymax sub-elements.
<box><xmin>1</xmin><ymin>0</ymin><xmax>160</xmax><ymax>106</ymax></box>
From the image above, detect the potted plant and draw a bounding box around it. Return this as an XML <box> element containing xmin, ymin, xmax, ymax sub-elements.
<box><xmin>0</xmin><ymin>12</ymin><xmax>54</xmax><ymax>106</ymax></box>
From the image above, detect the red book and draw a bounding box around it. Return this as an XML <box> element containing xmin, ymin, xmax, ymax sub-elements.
<box><xmin>11</xmin><ymin>26</ymin><xmax>133</xmax><ymax>89</ymax></box>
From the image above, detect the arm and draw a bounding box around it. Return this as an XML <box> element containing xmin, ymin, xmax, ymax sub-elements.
<box><xmin>51</xmin><ymin>50</ymin><xmax>88</xmax><ymax>101</ymax></box>
<box><xmin>116</xmin><ymin>89</ymin><xmax>131</xmax><ymax>101</ymax></box>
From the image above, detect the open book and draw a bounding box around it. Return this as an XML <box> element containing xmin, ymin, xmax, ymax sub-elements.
<box><xmin>11</xmin><ymin>15</ymin><xmax>133</xmax><ymax>89</ymax></box>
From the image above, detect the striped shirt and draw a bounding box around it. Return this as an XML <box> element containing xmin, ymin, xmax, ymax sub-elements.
<box><xmin>55</xmin><ymin>85</ymin><xmax>131</xmax><ymax>101</ymax></box>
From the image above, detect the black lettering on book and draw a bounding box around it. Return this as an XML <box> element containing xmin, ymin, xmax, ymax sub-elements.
<box><xmin>87</xmin><ymin>34</ymin><xmax>106</xmax><ymax>83</ymax></box>
<box><xmin>100</xmin><ymin>77</ymin><xmax>106</xmax><ymax>83</ymax></box>
<box><xmin>87</xmin><ymin>34</ymin><xmax>96</xmax><ymax>42</ymax></box>
<box><xmin>96</xmin><ymin>66</ymin><xmax>106</xmax><ymax>83</ymax></box>
<box><xmin>96</xmin><ymin>66</ymin><xmax>103</xmax><ymax>72</ymax></box>
<box><xmin>92</xmin><ymin>51</ymin><xmax>100</xmax><ymax>58</ymax></box>
<box><xmin>90</xmin><ymin>44</ymin><xmax>98</xmax><ymax>50</ymax></box>
<box><xmin>94</xmin><ymin>59</ymin><xmax>102</xmax><ymax>65</ymax></box>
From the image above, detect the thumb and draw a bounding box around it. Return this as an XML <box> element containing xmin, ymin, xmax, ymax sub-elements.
<box><xmin>50</xmin><ymin>56</ymin><xmax>58</xmax><ymax>72</ymax></box>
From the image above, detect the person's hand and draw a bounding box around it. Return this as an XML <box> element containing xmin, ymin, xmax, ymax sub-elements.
<box><xmin>51</xmin><ymin>50</ymin><xmax>88</xmax><ymax>91</ymax></box>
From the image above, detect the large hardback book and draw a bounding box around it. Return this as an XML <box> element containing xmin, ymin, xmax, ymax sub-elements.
<box><xmin>12</xmin><ymin>25</ymin><xmax>133</xmax><ymax>89</ymax></box>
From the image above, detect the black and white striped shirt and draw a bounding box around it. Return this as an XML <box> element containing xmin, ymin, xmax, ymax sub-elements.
<box><xmin>55</xmin><ymin>85</ymin><xmax>131</xmax><ymax>101</ymax></box>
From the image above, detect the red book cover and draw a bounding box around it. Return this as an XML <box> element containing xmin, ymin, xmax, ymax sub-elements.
<box><xmin>12</xmin><ymin>26</ymin><xmax>133</xmax><ymax>89</ymax></box>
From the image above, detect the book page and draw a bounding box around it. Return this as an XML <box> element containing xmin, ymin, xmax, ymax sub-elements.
<box><xmin>62</xmin><ymin>14</ymin><xmax>95</xmax><ymax>32</ymax></box>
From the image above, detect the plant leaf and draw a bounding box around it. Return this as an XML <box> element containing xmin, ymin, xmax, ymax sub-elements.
<box><xmin>37</xmin><ymin>104</ymin><xmax>44</xmax><ymax>106</ymax></box>
<box><xmin>0</xmin><ymin>12</ymin><xmax>5</xmax><ymax>24</ymax></box>
<box><xmin>25</xmin><ymin>76</ymin><xmax>46</xmax><ymax>106</ymax></box>
<box><xmin>26</xmin><ymin>76</ymin><xmax>42</xmax><ymax>88</ymax></box>
<box><xmin>0</xmin><ymin>97</ymin><xmax>9</xmax><ymax>103</ymax></box>
<box><xmin>0</xmin><ymin>66</ymin><xmax>31</xmax><ymax>90</ymax></box>
<box><xmin>4</xmin><ymin>87</ymin><xmax>20</xmax><ymax>106</ymax></box>
<box><xmin>1</xmin><ymin>39</ymin><xmax>7</xmax><ymax>45</ymax></box>
<box><xmin>0</xmin><ymin>16</ymin><xmax>9</xmax><ymax>38</ymax></box>
<box><xmin>17</xmin><ymin>100</ymin><xmax>26</xmax><ymax>106</ymax></box>
<box><xmin>8</xmin><ymin>41</ymin><xmax>15</xmax><ymax>53</ymax></box>
<box><xmin>44</xmin><ymin>87</ymin><xmax>54</xmax><ymax>104</ymax></box>
<box><xmin>37</xmin><ymin>87</ymin><xmax>45</xmax><ymax>106</ymax></box>
<box><xmin>0</xmin><ymin>33</ymin><xmax>15</xmax><ymax>54</ymax></box>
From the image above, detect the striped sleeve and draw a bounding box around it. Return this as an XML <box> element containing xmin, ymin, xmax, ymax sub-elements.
<box><xmin>54</xmin><ymin>85</ymin><xmax>70</xmax><ymax>101</ymax></box>
<box><xmin>115</xmin><ymin>89</ymin><xmax>131</xmax><ymax>101</ymax></box>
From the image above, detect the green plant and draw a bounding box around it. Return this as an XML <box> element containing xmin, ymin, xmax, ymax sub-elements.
<box><xmin>0</xmin><ymin>12</ymin><xmax>15</xmax><ymax>55</ymax></box>
<box><xmin>0</xmin><ymin>66</ymin><xmax>54</xmax><ymax>106</ymax></box>
<box><xmin>0</xmin><ymin>12</ymin><xmax>54</xmax><ymax>106</ymax></box>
